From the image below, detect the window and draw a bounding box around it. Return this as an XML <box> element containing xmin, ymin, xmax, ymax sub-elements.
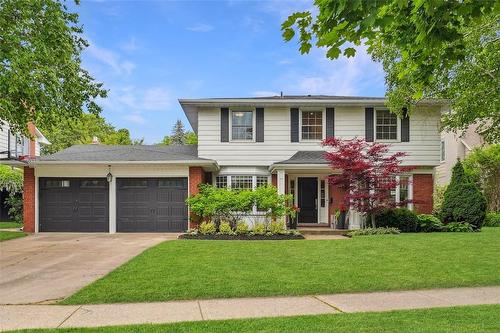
<box><xmin>440</xmin><ymin>140</ymin><xmax>446</xmax><ymax>162</ymax></box>
<box><xmin>290</xmin><ymin>179</ymin><xmax>295</xmax><ymax>202</ymax></box>
<box><xmin>320</xmin><ymin>180</ymin><xmax>326</xmax><ymax>207</ymax></box>
<box><xmin>158</xmin><ymin>178</ymin><xmax>187</xmax><ymax>188</ymax></box>
<box><xmin>120</xmin><ymin>179</ymin><xmax>147</xmax><ymax>188</ymax></box>
<box><xmin>376</xmin><ymin>109</ymin><xmax>398</xmax><ymax>140</ymax></box>
<box><xmin>399</xmin><ymin>176</ymin><xmax>409</xmax><ymax>203</ymax></box>
<box><xmin>231</xmin><ymin>176</ymin><xmax>253</xmax><ymax>190</ymax></box>
<box><xmin>231</xmin><ymin>110</ymin><xmax>253</xmax><ymax>140</ymax></box>
<box><xmin>80</xmin><ymin>180</ymin><xmax>106</xmax><ymax>188</ymax></box>
<box><xmin>215</xmin><ymin>176</ymin><xmax>228</xmax><ymax>188</ymax></box>
<box><xmin>301</xmin><ymin>110</ymin><xmax>323</xmax><ymax>140</ymax></box>
<box><xmin>256</xmin><ymin>176</ymin><xmax>269</xmax><ymax>188</ymax></box>
<box><xmin>45</xmin><ymin>180</ymin><xmax>70</xmax><ymax>188</ymax></box>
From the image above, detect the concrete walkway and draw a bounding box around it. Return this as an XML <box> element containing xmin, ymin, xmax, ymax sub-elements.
<box><xmin>1</xmin><ymin>286</ymin><xmax>499</xmax><ymax>331</ymax></box>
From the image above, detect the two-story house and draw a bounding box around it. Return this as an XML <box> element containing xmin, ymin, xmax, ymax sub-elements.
<box><xmin>18</xmin><ymin>96</ymin><xmax>443</xmax><ymax>233</ymax></box>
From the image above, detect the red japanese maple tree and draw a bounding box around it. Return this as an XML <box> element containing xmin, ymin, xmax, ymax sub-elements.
<box><xmin>323</xmin><ymin>137</ymin><xmax>414</xmax><ymax>228</ymax></box>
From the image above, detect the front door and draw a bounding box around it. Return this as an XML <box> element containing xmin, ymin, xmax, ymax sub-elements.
<box><xmin>297</xmin><ymin>177</ymin><xmax>318</xmax><ymax>223</ymax></box>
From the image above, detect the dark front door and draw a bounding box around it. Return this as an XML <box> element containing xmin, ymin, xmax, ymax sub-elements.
<box><xmin>39</xmin><ymin>178</ymin><xmax>109</xmax><ymax>232</ymax></box>
<box><xmin>297</xmin><ymin>177</ymin><xmax>318</xmax><ymax>223</ymax></box>
<box><xmin>116</xmin><ymin>178</ymin><xmax>188</xmax><ymax>232</ymax></box>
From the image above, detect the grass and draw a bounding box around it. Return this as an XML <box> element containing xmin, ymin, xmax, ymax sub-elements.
<box><xmin>63</xmin><ymin>228</ymin><xmax>500</xmax><ymax>304</ymax></box>
<box><xmin>0</xmin><ymin>221</ymin><xmax>22</xmax><ymax>229</ymax></box>
<box><xmin>9</xmin><ymin>305</ymin><xmax>500</xmax><ymax>333</ymax></box>
<box><xmin>0</xmin><ymin>230</ymin><xmax>26</xmax><ymax>242</ymax></box>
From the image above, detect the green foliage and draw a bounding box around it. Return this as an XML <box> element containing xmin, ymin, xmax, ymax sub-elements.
<box><xmin>0</xmin><ymin>166</ymin><xmax>23</xmax><ymax>193</ymax></box>
<box><xmin>444</xmin><ymin>222</ymin><xmax>474</xmax><ymax>233</ymax></box>
<box><xmin>375</xmin><ymin>208</ymin><xmax>419</xmax><ymax>233</ymax></box>
<box><xmin>6</xmin><ymin>194</ymin><xmax>23</xmax><ymax>224</ymax></box>
<box><xmin>198</xmin><ymin>221</ymin><xmax>216</xmax><ymax>235</ymax></box>
<box><xmin>441</xmin><ymin>161</ymin><xmax>487</xmax><ymax>229</ymax></box>
<box><xmin>268</xmin><ymin>221</ymin><xmax>286</xmax><ymax>235</ymax></box>
<box><xmin>160</xmin><ymin>120</ymin><xmax>198</xmax><ymax>145</ymax></box>
<box><xmin>433</xmin><ymin>184</ymin><xmax>447</xmax><ymax>214</ymax></box>
<box><xmin>417</xmin><ymin>214</ymin><xmax>444</xmax><ymax>233</ymax></box>
<box><xmin>347</xmin><ymin>227</ymin><xmax>400</xmax><ymax>237</ymax></box>
<box><xmin>235</xmin><ymin>221</ymin><xmax>249</xmax><ymax>235</ymax></box>
<box><xmin>251</xmin><ymin>222</ymin><xmax>266</xmax><ymax>235</ymax></box>
<box><xmin>253</xmin><ymin>185</ymin><xmax>292</xmax><ymax>219</ymax></box>
<box><xmin>41</xmin><ymin>114</ymin><xmax>133</xmax><ymax>155</ymax></box>
<box><xmin>0</xmin><ymin>0</ymin><xmax>107</xmax><ymax>136</ymax></box>
<box><xmin>218</xmin><ymin>221</ymin><xmax>234</xmax><ymax>235</ymax></box>
<box><xmin>484</xmin><ymin>213</ymin><xmax>500</xmax><ymax>227</ymax></box>
<box><xmin>462</xmin><ymin>144</ymin><xmax>500</xmax><ymax>212</ymax></box>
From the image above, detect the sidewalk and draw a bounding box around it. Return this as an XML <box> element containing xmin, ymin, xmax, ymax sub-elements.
<box><xmin>1</xmin><ymin>286</ymin><xmax>500</xmax><ymax>331</ymax></box>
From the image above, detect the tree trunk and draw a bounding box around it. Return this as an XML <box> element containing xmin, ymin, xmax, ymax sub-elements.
<box><xmin>370</xmin><ymin>214</ymin><xmax>376</xmax><ymax>228</ymax></box>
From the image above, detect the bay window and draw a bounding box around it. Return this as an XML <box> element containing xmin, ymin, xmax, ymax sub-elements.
<box><xmin>214</xmin><ymin>175</ymin><xmax>270</xmax><ymax>190</ymax></box>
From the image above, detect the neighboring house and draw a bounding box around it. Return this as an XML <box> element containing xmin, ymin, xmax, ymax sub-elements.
<box><xmin>0</xmin><ymin>122</ymin><xmax>50</xmax><ymax>221</ymax></box>
<box><xmin>436</xmin><ymin>123</ymin><xmax>485</xmax><ymax>185</ymax></box>
<box><xmin>16</xmin><ymin>95</ymin><xmax>444</xmax><ymax>233</ymax></box>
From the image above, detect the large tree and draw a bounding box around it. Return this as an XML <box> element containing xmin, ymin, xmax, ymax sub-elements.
<box><xmin>0</xmin><ymin>0</ymin><xmax>106</xmax><ymax>136</ymax></box>
<box><xmin>282</xmin><ymin>1</ymin><xmax>499</xmax><ymax>142</ymax></box>
<box><xmin>160</xmin><ymin>120</ymin><xmax>198</xmax><ymax>145</ymax></box>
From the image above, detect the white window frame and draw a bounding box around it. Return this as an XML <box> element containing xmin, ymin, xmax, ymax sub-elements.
<box><xmin>299</xmin><ymin>108</ymin><xmax>326</xmax><ymax>142</ymax></box>
<box><xmin>395</xmin><ymin>175</ymin><xmax>413</xmax><ymax>210</ymax></box>
<box><xmin>229</xmin><ymin>109</ymin><xmax>255</xmax><ymax>142</ymax></box>
<box><xmin>440</xmin><ymin>140</ymin><xmax>446</xmax><ymax>163</ymax></box>
<box><xmin>374</xmin><ymin>108</ymin><xmax>400</xmax><ymax>142</ymax></box>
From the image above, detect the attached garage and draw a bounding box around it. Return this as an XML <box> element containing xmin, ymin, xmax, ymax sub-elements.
<box><xmin>116</xmin><ymin>178</ymin><xmax>188</xmax><ymax>232</ymax></box>
<box><xmin>39</xmin><ymin>178</ymin><xmax>109</xmax><ymax>232</ymax></box>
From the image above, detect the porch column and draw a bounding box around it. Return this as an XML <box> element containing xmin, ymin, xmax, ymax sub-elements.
<box><xmin>277</xmin><ymin>169</ymin><xmax>285</xmax><ymax>195</ymax></box>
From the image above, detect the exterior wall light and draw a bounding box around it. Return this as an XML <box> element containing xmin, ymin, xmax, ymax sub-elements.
<box><xmin>106</xmin><ymin>165</ymin><xmax>113</xmax><ymax>183</ymax></box>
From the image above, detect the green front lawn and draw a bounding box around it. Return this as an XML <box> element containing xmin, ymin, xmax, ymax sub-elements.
<box><xmin>10</xmin><ymin>305</ymin><xmax>500</xmax><ymax>333</ymax></box>
<box><xmin>63</xmin><ymin>228</ymin><xmax>500</xmax><ymax>304</ymax></box>
<box><xmin>0</xmin><ymin>231</ymin><xmax>26</xmax><ymax>242</ymax></box>
<box><xmin>0</xmin><ymin>221</ymin><xmax>22</xmax><ymax>229</ymax></box>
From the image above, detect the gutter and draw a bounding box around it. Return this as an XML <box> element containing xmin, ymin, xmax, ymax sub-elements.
<box><xmin>29</xmin><ymin>159</ymin><xmax>220</xmax><ymax>170</ymax></box>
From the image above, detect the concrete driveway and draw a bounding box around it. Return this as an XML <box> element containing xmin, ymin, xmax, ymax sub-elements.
<box><xmin>0</xmin><ymin>233</ymin><xmax>177</xmax><ymax>305</ymax></box>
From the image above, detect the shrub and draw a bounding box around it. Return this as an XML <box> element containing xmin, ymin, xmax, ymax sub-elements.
<box><xmin>252</xmin><ymin>222</ymin><xmax>266</xmax><ymax>235</ymax></box>
<box><xmin>6</xmin><ymin>194</ymin><xmax>23</xmax><ymax>224</ymax></box>
<box><xmin>218</xmin><ymin>221</ymin><xmax>234</xmax><ymax>235</ymax></box>
<box><xmin>441</xmin><ymin>160</ymin><xmax>487</xmax><ymax>229</ymax></box>
<box><xmin>235</xmin><ymin>221</ymin><xmax>249</xmax><ymax>235</ymax></box>
<box><xmin>375</xmin><ymin>208</ymin><xmax>419</xmax><ymax>232</ymax></box>
<box><xmin>268</xmin><ymin>221</ymin><xmax>286</xmax><ymax>235</ymax></box>
<box><xmin>433</xmin><ymin>184</ymin><xmax>447</xmax><ymax>214</ymax></box>
<box><xmin>417</xmin><ymin>214</ymin><xmax>444</xmax><ymax>232</ymax></box>
<box><xmin>348</xmin><ymin>227</ymin><xmax>400</xmax><ymax>237</ymax></box>
<box><xmin>199</xmin><ymin>221</ymin><xmax>216</xmax><ymax>235</ymax></box>
<box><xmin>444</xmin><ymin>222</ymin><xmax>474</xmax><ymax>232</ymax></box>
<box><xmin>483</xmin><ymin>212</ymin><xmax>500</xmax><ymax>227</ymax></box>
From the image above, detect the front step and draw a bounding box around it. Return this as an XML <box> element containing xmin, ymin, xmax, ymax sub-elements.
<box><xmin>297</xmin><ymin>228</ymin><xmax>348</xmax><ymax>236</ymax></box>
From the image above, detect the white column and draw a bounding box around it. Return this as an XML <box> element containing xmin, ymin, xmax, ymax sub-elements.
<box><xmin>277</xmin><ymin>169</ymin><xmax>285</xmax><ymax>195</ymax></box>
<box><xmin>34</xmin><ymin>173</ymin><xmax>39</xmax><ymax>233</ymax></box>
<box><xmin>408</xmin><ymin>175</ymin><xmax>414</xmax><ymax>211</ymax></box>
<box><xmin>109</xmin><ymin>177</ymin><xmax>116</xmax><ymax>233</ymax></box>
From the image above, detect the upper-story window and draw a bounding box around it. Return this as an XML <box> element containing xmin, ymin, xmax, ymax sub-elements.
<box><xmin>301</xmin><ymin>110</ymin><xmax>323</xmax><ymax>140</ymax></box>
<box><xmin>375</xmin><ymin>109</ymin><xmax>398</xmax><ymax>140</ymax></box>
<box><xmin>231</xmin><ymin>110</ymin><xmax>253</xmax><ymax>140</ymax></box>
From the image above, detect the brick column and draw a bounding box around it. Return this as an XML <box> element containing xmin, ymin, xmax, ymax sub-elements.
<box><xmin>413</xmin><ymin>174</ymin><xmax>433</xmax><ymax>214</ymax></box>
<box><xmin>23</xmin><ymin>167</ymin><xmax>35</xmax><ymax>232</ymax></box>
<box><xmin>188</xmin><ymin>166</ymin><xmax>204</xmax><ymax>229</ymax></box>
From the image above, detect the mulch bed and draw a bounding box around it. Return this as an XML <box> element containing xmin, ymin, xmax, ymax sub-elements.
<box><xmin>178</xmin><ymin>233</ymin><xmax>305</xmax><ymax>240</ymax></box>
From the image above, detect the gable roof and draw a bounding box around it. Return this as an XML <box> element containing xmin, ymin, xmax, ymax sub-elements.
<box><xmin>274</xmin><ymin>151</ymin><xmax>329</xmax><ymax>165</ymax></box>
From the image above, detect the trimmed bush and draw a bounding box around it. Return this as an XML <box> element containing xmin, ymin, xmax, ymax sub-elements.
<box><xmin>235</xmin><ymin>221</ymin><xmax>249</xmax><ymax>235</ymax></box>
<box><xmin>483</xmin><ymin>212</ymin><xmax>500</xmax><ymax>227</ymax></box>
<box><xmin>417</xmin><ymin>214</ymin><xmax>444</xmax><ymax>232</ymax></box>
<box><xmin>218</xmin><ymin>221</ymin><xmax>234</xmax><ymax>235</ymax></box>
<box><xmin>252</xmin><ymin>222</ymin><xmax>266</xmax><ymax>235</ymax></box>
<box><xmin>375</xmin><ymin>208</ymin><xmax>419</xmax><ymax>232</ymax></box>
<box><xmin>199</xmin><ymin>221</ymin><xmax>216</xmax><ymax>235</ymax></box>
<box><xmin>268</xmin><ymin>221</ymin><xmax>286</xmax><ymax>235</ymax></box>
<box><xmin>444</xmin><ymin>222</ymin><xmax>474</xmax><ymax>232</ymax></box>
<box><xmin>347</xmin><ymin>227</ymin><xmax>400</xmax><ymax>237</ymax></box>
<box><xmin>441</xmin><ymin>160</ymin><xmax>487</xmax><ymax>229</ymax></box>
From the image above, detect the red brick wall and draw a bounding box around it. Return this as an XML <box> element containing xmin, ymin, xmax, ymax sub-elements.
<box><xmin>23</xmin><ymin>167</ymin><xmax>35</xmax><ymax>232</ymax></box>
<box><xmin>188</xmin><ymin>167</ymin><xmax>205</xmax><ymax>229</ymax></box>
<box><xmin>413</xmin><ymin>174</ymin><xmax>433</xmax><ymax>214</ymax></box>
<box><xmin>271</xmin><ymin>174</ymin><xmax>277</xmax><ymax>187</ymax></box>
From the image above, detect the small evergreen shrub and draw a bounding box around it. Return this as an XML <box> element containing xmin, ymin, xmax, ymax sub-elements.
<box><xmin>268</xmin><ymin>221</ymin><xmax>286</xmax><ymax>235</ymax></box>
<box><xmin>252</xmin><ymin>222</ymin><xmax>266</xmax><ymax>235</ymax></box>
<box><xmin>6</xmin><ymin>194</ymin><xmax>23</xmax><ymax>224</ymax></box>
<box><xmin>218</xmin><ymin>221</ymin><xmax>234</xmax><ymax>235</ymax></box>
<box><xmin>417</xmin><ymin>214</ymin><xmax>444</xmax><ymax>232</ymax></box>
<box><xmin>235</xmin><ymin>221</ymin><xmax>249</xmax><ymax>235</ymax></box>
<box><xmin>199</xmin><ymin>221</ymin><xmax>216</xmax><ymax>235</ymax></box>
<box><xmin>444</xmin><ymin>222</ymin><xmax>474</xmax><ymax>232</ymax></box>
<box><xmin>483</xmin><ymin>212</ymin><xmax>500</xmax><ymax>227</ymax></box>
<box><xmin>348</xmin><ymin>227</ymin><xmax>400</xmax><ymax>236</ymax></box>
<box><xmin>441</xmin><ymin>160</ymin><xmax>487</xmax><ymax>229</ymax></box>
<box><xmin>375</xmin><ymin>208</ymin><xmax>419</xmax><ymax>232</ymax></box>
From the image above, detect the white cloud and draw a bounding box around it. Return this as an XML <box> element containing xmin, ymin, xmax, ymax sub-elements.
<box><xmin>86</xmin><ymin>39</ymin><xmax>136</xmax><ymax>76</ymax></box>
<box><xmin>186</xmin><ymin>23</ymin><xmax>214</xmax><ymax>32</ymax></box>
<box><xmin>278</xmin><ymin>59</ymin><xmax>292</xmax><ymax>65</ymax></box>
<box><xmin>124</xmin><ymin>113</ymin><xmax>146</xmax><ymax>124</ymax></box>
<box><xmin>143</xmin><ymin>88</ymin><xmax>172</xmax><ymax>110</ymax></box>
<box><xmin>252</xmin><ymin>91</ymin><xmax>280</xmax><ymax>97</ymax></box>
<box><xmin>121</xmin><ymin>37</ymin><xmax>138</xmax><ymax>52</ymax></box>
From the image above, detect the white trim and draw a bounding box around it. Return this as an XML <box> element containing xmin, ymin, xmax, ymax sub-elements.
<box><xmin>34</xmin><ymin>171</ymin><xmax>39</xmax><ymax>233</ymax></box>
<box><xmin>408</xmin><ymin>175</ymin><xmax>414</xmax><ymax>211</ymax></box>
<box><xmin>229</xmin><ymin>108</ymin><xmax>255</xmax><ymax>142</ymax></box>
<box><xmin>31</xmin><ymin>160</ymin><xmax>218</xmax><ymax>166</ymax></box>
<box><xmin>374</xmin><ymin>108</ymin><xmax>401</xmax><ymax>142</ymax></box>
<box><xmin>109</xmin><ymin>176</ymin><xmax>116</xmax><ymax>234</ymax></box>
<box><xmin>299</xmin><ymin>108</ymin><xmax>325</xmax><ymax>142</ymax></box>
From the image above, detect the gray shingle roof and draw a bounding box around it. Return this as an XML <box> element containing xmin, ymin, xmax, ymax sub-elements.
<box><xmin>37</xmin><ymin>144</ymin><xmax>209</xmax><ymax>162</ymax></box>
<box><xmin>274</xmin><ymin>151</ymin><xmax>329</xmax><ymax>165</ymax></box>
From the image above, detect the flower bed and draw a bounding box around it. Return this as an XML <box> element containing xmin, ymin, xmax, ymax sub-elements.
<box><xmin>178</xmin><ymin>233</ymin><xmax>304</xmax><ymax>240</ymax></box>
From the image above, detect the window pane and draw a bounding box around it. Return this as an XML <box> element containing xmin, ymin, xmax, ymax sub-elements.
<box><xmin>232</xmin><ymin>111</ymin><xmax>253</xmax><ymax>140</ymax></box>
<box><xmin>120</xmin><ymin>179</ymin><xmax>147</xmax><ymax>188</ymax></box>
<box><xmin>215</xmin><ymin>176</ymin><xmax>228</xmax><ymax>188</ymax></box>
<box><xmin>256</xmin><ymin>176</ymin><xmax>268</xmax><ymax>188</ymax></box>
<box><xmin>45</xmin><ymin>180</ymin><xmax>70</xmax><ymax>188</ymax></box>
<box><xmin>158</xmin><ymin>178</ymin><xmax>187</xmax><ymax>188</ymax></box>
<box><xmin>80</xmin><ymin>180</ymin><xmax>106</xmax><ymax>188</ymax></box>
<box><xmin>301</xmin><ymin>111</ymin><xmax>323</xmax><ymax>140</ymax></box>
<box><xmin>400</xmin><ymin>176</ymin><xmax>409</xmax><ymax>203</ymax></box>
<box><xmin>231</xmin><ymin>176</ymin><xmax>253</xmax><ymax>190</ymax></box>
<box><xmin>376</xmin><ymin>110</ymin><xmax>397</xmax><ymax>140</ymax></box>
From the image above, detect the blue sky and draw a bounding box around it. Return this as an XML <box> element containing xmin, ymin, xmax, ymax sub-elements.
<box><xmin>72</xmin><ymin>0</ymin><xmax>385</xmax><ymax>143</ymax></box>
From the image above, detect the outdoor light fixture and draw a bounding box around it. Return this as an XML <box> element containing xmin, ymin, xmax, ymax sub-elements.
<box><xmin>106</xmin><ymin>165</ymin><xmax>113</xmax><ymax>183</ymax></box>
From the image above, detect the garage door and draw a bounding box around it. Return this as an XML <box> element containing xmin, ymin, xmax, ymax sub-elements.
<box><xmin>39</xmin><ymin>178</ymin><xmax>109</xmax><ymax>232</ymax></box>
<box><xmin>116</xmin><ymin>178</ymin><xmax>188</xmax><ymax>232</ymax></box>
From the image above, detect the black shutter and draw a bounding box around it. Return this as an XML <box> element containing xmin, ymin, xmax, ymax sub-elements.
<box><xmin>326</xmin><ymin>107</ymin><xmax>335</xmax><ymax>138</ymax></box>
<box><xmin>220</xmin><ymin>107</ymin><xmax>229</xmax><ymax>142</ymax></box>
<box><xmin>290</xmin><ymin>108</ymin><xmax>299</xmax><ymax>142</ymax></box>
<box><xmin>256</xmin><ymin>108</ymin><xmax>264</xmax><ymax>142</ymax></box>
<box><xmin>401</xmin><ymin>108</ymin><xmax>410</xmax><ymax>142</ymax></box>
<box><xmin>365</xmin><ymin>107</ymin><xmax>374</xmax><ymax>142</ymax></box>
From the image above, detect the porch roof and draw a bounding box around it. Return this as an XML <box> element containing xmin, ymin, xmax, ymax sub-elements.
<box><xmin>269</xmin><ymin>151</ymin><xmax>332</xmax><ymax>172</ymax></box>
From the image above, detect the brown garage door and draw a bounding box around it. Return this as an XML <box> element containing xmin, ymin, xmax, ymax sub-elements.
<box><xmin>116</xmin><ymin>178</ymin><xmax>188</xmax><ymax>232</ymax></box>
<box><xmin>39</xmin><ymin>178</ymin><xmax>109</xmax><ymax>232</ymax></box>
